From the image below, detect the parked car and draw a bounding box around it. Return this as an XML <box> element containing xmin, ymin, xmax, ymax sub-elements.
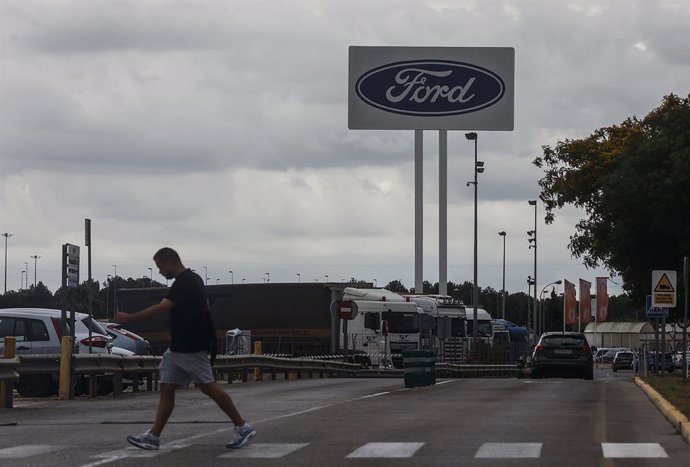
<box><xmin>531</xmin><ymin>332</ymin><xmax>594</xmax><ymax>380</ymax></box>
<box><xmin>673</xmin><ymin>350</ymin><xmax>690</xmax><ymax>370</ymax></box>
<box><xmin>0</xmin><ymin>308</ymin><xmax>115</xmax><ymax>396</ymax></box>
<box><xmin>103</xmin><ymin>322</ymin><xmax>150</xmax><ymax>355</ymax></box>
<box><xmin>612</xmin><ymin>350</ymin><xmax>635</xmax><ymax>372</ymax></box>
<box><xmin>601</xmin><ymin>348</ymin><xmax>626</xmax><ymax>363</ymax></box>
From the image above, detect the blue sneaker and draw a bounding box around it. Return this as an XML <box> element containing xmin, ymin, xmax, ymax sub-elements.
<box><xmin>127</xmin><ymin>430</ymin><xmax>160</xmax><ymax>450</ymax></box>
<box><xmin>226</xmin><ymin>423</ymin><xmax>256</xmax><ymax>449</ymax></box>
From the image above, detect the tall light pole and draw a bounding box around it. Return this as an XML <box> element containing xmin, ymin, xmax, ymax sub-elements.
<box><xmin>528</xmin><ymin>199</ymin><xmax>538</xmax><ymax>341</ymax></box>
<box><xmin>498</xmin><ymin>231</ymin><xmax>507</xmax><ymax>320</ymax></box>
<box><xmin>466</xmin><ymin>132</ymin><xmax>483</xmax><ymax>342</ymax></box>
<box><xmin>540</xmin><ymin>280</ymin><xmax>562</xmax><ymax>334</ymax></box>
<box><xmin>112</xmin><ymin>265</ymin><xmax>117</xmax><ymax>319</ymax></box>
<box><xmin>30</xmin><ymin>255</ymin><xmax>40</xmax><ymax>287</ymax></box>
<box><xmin>266</xmin><ymin>272</ymin><xmax>270</xmax><ymax>283</ymax></box>
<box><xmin>2</xmin><ymin>233</ymin><xmax>13</xmax><ymax>293</ymax></box>
<box><xmin>148</xmin><ymin>267</ymin><xmax>153</xmax><ymax>281</ymax></box>
<box><xmin>296</xmin><ymin>273</ymin><xmax>300</xmax><ymax>283</ymax></box>
<box><xmin>325</xmin><ymin>274</ymin><xmax>329</xmax><ymax>282</ymax></box>
<box><xmin>229</xmin><ymin>270</ymin><xmax>233</xmax><ymax>284</ymax></box>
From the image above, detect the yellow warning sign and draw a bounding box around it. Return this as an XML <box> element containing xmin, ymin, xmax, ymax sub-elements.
<box><xmin>652</xmin><ymin>270</ymin><xmax>677</xmax><ymax>308</ymax></box>
<box><xmin>654</xmin><ymin>273</ymin><xmax>675</xmax><ymax>293</ymax></box>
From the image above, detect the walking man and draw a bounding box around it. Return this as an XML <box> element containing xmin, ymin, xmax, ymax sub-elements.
<box><xmin>115</xmin><ymin>247</ymin><xmax>255</xmax><ymax>450</ymax></box>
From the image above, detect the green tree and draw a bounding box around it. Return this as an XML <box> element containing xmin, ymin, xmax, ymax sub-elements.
<box><xmin>534</xmin><ymin>94</ymin><xmax>690</xmax><ymax>304</ymax></box>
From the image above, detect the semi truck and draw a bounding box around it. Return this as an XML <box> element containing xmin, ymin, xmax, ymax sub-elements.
<box><xmin>338</xmin><ymin>287</ymin><xmax>425</xmax><ymax>368</ymax></box>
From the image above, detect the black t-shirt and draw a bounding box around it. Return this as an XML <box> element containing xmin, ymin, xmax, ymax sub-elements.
<box><xmin>166</xmin><ymin>269</ymin><xmax>213</xmax><ymax>353</ymax></box>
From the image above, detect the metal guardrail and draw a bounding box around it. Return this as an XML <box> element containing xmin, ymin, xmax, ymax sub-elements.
<box><xmin>0</xmin><ymin>354</ymin><xmax>521</xmax><ymax>408</ymax></box>
<box><xmin>0</xmin><ymin>357</ymin><xmax>20</xmax><ymax>408</ymax></box>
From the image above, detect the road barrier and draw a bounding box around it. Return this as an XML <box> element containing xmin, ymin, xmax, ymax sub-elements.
<box><xmin>403</xmin><ymin>350</ymin><xmax>436</xmax><ymax>388</ymax></box>
<box><xmin>0</xmin><ymin>353</ymin><xmax>521</xmax><ymax>408</ymax></box>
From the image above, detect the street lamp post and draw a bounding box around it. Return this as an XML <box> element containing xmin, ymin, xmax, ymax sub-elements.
<box><xmin>229</xmin><ymin>270</ymin><xmax>233</xmax><ymax>284</ymax></box>
<box><xmin>296</xmin><ymin>273</ymin><xmax>300</xmax><ymax>283</ymax></box>
<box><xmin>528</xmin><ymin>199</ymin><xmax>537</xmax><ymax>340</ymax></box>
<box><xmin>31</xmin><ymin>255</ymin><xmax>41</xmax><ymax>288</ymax></box>
<box><xmin>266</xmin><ymin>272</ymin><xmax>270</xmax><ymax>283</ymax></box>
<box><xmin>2</xmin><ymin>233</ymin><xmax>13</xmax><ymax>294</ymax></box>
<box><xmin>498</xmin><ymin>231</ymin><xmax>507</xmax><ymax>320</ymax></box>
<box><xmin>465</xmin><ymin>132</ymin><xmax>483</xmax><ymax>342</ymax></box>
<box><xmin>112</xmin><ymin>265</ymin><xmax>117</xmax><ymax>318</ymax></box>
<box><xmin>148</xmin><ymin>267</ymin><xmax>153</xmax><ymax>282</ymax></box>
<box><xmin>539</xmin><ymin>280</ymin><xmax>562</xmax><ymax>334</ymax></box>
<box><xmin>527</xmin><ymin>276</ymin><xmax>535</xmax><ymax>331</ymax></box>
<box><xmin>325</xmin><ymin>274</ymin><xmax>329</xmax><ymax>282</ymax></box>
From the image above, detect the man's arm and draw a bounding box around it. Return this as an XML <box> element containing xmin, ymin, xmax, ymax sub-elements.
<box><xmin>115</xmin><ymin>298</ymin><xmax>174</xmax><ymax>324</ymax></box>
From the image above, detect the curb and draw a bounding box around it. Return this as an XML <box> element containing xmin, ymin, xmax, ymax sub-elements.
<box><xmin>635</xmin><ymin>376</ymin><xmax>690</xmax><ymax>444</ymax></box>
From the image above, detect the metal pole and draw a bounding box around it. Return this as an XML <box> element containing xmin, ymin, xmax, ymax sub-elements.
<box><xmin>683</xmin><ymin>255</ymin><xmax>688</xmax><ymax>382</ymax></box>
<box><xmin>31</xmin><ymin>255</ymin><xmax>40</xmax><ymax>287</ymax></box>
<box><xmin>415</xmin><ymin>129</ymin><xmax>423</xmax><ymax>294</ymax></box>
<box><xmin>499</xmin><ymin>231</ymin><xmax>507</xmax><ymax>319</ymax></box>
<box><xmin>439</xmin><ymin>130</ymin><xmax>447</xmax><ymax>296</ymax></box>
<box><xmin>2</xmin><ymin>233</ymin><xmax>12</xmax><ymax>294</ymax></box>
<box><xmin>472</xmin><ymin>136</ymin><xmax>478</xmax><ymax>341</ymax></box>
<box><xmin>528</xmin><ymin>200</ymin><xmax>538</xmax><ymax>339</ymax></box>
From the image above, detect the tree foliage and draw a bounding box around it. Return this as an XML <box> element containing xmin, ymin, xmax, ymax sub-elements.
<box><xmin>534</xmin><ymin>94</ymin><xmax>690</xmax><ymax>304</ymax></box>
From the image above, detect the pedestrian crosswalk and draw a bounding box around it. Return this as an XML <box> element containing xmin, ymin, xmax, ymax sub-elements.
<box><xmin>0</xmin><ymin>441</ymin><xmax>672</xmax><ymax>460</ymax></box>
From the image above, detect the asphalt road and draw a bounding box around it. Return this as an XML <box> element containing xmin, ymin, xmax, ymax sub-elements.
<box><xmin>0</xmin><ymin>367</ymin><xmax>688</xmax><ymax>466</ymax></box>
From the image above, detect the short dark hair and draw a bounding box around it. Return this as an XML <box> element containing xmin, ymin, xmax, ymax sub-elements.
<box><xmin>153</xmin><ymin>247</ymin><xmax>181</xmax><ymax>263</ymax></box>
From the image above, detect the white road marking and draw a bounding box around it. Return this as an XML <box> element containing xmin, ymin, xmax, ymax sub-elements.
<box><xmin>475</xmin><ymin>442</ymin><xmax>542</xmax><ymax>458</ymax></box>
<box><xmin>602</xmin><ymin>443</ymin><xmax>668</xmax><ymax>458</ymax></box>
<box><xmin>219</xmin><ymin>443</ymin><xmax>308</xmax><ymax>458</ymax></box>
<box><xmin>0</xmin><ymin>445</ymin><xmax>67</xmax><ymax>458</ymax></box>
<box><xmin>346</xmin><ymin>442</ymin><xmax>425</xmax><ymax>458</ymax></box>
<box><xmin>81</xmin><ymin>385</ymin><xmax>410</xmax><ymax>467</ymax></box>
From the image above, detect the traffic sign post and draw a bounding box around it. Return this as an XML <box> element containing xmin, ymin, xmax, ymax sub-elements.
<box><xmin>646</xmin><ymin>295</ymin><xmax>668</xmax><ymax>319</ymax></box>
<box><xmin>652</xmin><ymin>270</ymin><xmax>677</xmax><ymax>308</ymax></box>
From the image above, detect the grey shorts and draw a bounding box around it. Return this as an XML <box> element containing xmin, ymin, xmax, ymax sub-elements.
<box><xmin>159</xmin><ymin>349</ymin><xmax>215</xmax><ymax>387</ymax></box>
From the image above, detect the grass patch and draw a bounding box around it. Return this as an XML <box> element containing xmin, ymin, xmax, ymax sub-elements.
<box><xmin>643</xmin><ymin>373</ymin><xmax>690</xmax><ymax>420</ymax></box>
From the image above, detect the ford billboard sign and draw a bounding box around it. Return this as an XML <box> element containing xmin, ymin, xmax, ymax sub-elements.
<box><xmin>349</xmin><ymin>47</ymin><xmax>514</xmax><ymax>130</ymax></box>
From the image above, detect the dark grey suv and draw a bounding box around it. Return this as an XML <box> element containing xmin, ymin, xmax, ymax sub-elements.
<box><xmin>531</xmin><ymin>332</ymin><xmax>594</xmax><ymax>380</ymax></box>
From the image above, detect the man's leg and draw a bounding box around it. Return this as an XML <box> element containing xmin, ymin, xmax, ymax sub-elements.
<box><xmin>150</xmin><ymin>383</ymin><xmax>177</xmax><ymax>436</ymax></box>
<box><xmin>199</xmin><ymin>382</ymin><xmax>244</xmax><ymax>426</ymax></box>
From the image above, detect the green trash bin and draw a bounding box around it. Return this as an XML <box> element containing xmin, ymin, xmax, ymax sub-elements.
<box><xmin>403</xmin><ymin>350</ymin><xmax>436</xmax><ymax>388</ymax></box>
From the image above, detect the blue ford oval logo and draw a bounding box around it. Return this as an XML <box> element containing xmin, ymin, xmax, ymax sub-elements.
<box><xmin>355</xmin><ymin>60</ymin><xmax>505</xmax><ymax>116</ymax></box>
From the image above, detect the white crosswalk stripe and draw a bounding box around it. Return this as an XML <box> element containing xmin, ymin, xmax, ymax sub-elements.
<box><xmin>0</xmin><ymin>441</ymin><xmax>676</xmax><ymax>460</ymax></box>
<box><xmin>220</xmin><ymin>443</ymin><xmax>308</xmax><ymax>458</ymax></box>
<box><xmin>0</xmin><ymin>445</ymin><xmax>68</xmax><ymax>458</ymax></box>
<box><xmin>602</xmin><ymin>443</ymin><xmax>668</xmax><ymax>458</ymax></box>
<box><xmin>346</xmin><ymin>442</ymin><xmax>425</xmax><ymax>458</ymax></box>
<box><xmin>475</xmin><ymin>442</ymin><xmax>542</xmax><ymax>458</ymax></box>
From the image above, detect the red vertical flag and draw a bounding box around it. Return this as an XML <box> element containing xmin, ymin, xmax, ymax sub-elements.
<box><xmin>564</xmin><ymin>279</ymin><xmax>578</xmax><ymax>325</ymax></box>
<box><xmin>596</xmin><ymin>277</ymin><xmax>608</xmax><ymax>322</ymax></box>
<box><xmin>579</xmin><ymin>279</ymin><xmax>591</xmax><ymax>324</ymax></box>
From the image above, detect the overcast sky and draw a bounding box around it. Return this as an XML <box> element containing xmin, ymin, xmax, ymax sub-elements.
<box><xmin>1</xmin><ymin>0</ymin><xmax>688</xmax><ymax>299</ymax></box>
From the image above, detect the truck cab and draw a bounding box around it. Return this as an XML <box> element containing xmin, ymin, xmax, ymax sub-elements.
<box><xmin>339</xmin><ymin>288</ymin><xmax>424</xmax><ymax>368</ymax></box>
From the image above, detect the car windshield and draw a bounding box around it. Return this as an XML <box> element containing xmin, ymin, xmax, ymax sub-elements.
<box><xmin>466</xmin><ymin>320</ymin><xmax>493</xmax><ymax>337</ymax></box>
<box><xmin>382</xmin><ymin>312</ymin><xmax>418</xmax><ymax>333</ymax></box>
<box><xmin>541</xmin><ymin>335</ymin><xmax>585</xmax><ymax>346</ymax></box>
